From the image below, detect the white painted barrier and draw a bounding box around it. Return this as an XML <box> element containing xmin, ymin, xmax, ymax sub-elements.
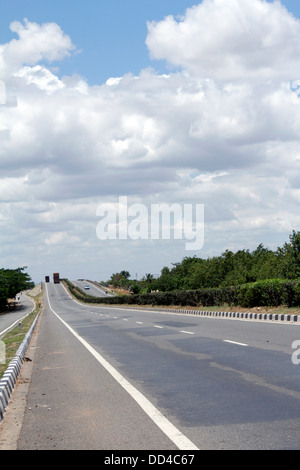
<box><xmin>0</xmin><ymin>313</ymin><xmax>40</xmax><ymax>422</ymax></box>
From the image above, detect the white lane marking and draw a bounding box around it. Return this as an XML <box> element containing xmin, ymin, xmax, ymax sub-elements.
<box><xmin>180</xmin><ymin>330</ymin><xmax>195</xmax><ymax>335</ymax></box>
<box><xmin>223</xmin><ymin>340</ymin><xmax>248</xmax><ymax>347</ymax></box>
<box><xmin>123</xmin><ymin>318</ymin><xmax>129</xmax><ymax>321</ymax></box>
<box><xmin>154</xmin><ymin>325</ymin><xmax>164</xmax><ymax>329</ymax></box>
<box><xmin>45</xmin><ymin>284</ymin><xmax>198</xmax><ymax>451</ymax></box>
<box><xmin>136</xmin><ymin>321</ymin><xmax>143</xmax><ymax>325</ymax></box>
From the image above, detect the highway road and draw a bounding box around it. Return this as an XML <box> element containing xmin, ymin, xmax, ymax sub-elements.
<box><xmin>72</xmin><ymin>279</ymin><xmax>114</xmax><ymax>297</ymax></box>
<box><xmin>14</xmin><ymin>282</ymin><xmax>300</xmax><ymax>450</ymax></box>
<box><xmin>0</xmin><ymin>293</ymin><xmax>35</xmax><ymax>339</ymax></box>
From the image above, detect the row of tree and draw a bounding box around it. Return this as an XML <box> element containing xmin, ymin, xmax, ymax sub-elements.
<box><xmin>0</xmin><ymin>267</ymin><xmax>34</xmax><ymax>310</ymax></box>
<box><xmin>102</xmin><ymin>231</ymin><xmax>300</xmax><ymax>294</ymax></box>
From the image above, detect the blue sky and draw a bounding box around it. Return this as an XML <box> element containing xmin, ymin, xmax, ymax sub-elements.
<box><xmin>1</xmin><ymin>0</ymin><xmax>300</xmax><ymax>283</ymax></box>
<box><xmin>0</xmin><ymin>0</ymin><xmax>199</xmax><ymax>84</ymax></box>
<box><xmin>0</xmin><ymin>0</ymin><xmax>299</xmax><ymax>85</ymax></box>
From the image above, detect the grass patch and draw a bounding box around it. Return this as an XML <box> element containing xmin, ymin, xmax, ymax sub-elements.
<box><xmin>0</xmin><ymin>289</ymin><xmax>43</xmax><ymax>379</ymax></box>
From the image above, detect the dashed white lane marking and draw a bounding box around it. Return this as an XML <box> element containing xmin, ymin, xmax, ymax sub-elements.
<box><xmin>45</xmin><ymin>284</ymin><xmax>198</xmax><ymax>450</ymax></box>
<box><xmin>223</xmin><ymin>340</ymin><xmax>248</xmax><ymax>347</ymax></box>
<box><xmin>93</xmin><ymin>313</ymin><xmax>198</xmax><ymax>337</ymax></box>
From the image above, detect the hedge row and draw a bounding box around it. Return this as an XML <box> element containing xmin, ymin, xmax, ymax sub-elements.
<box><xmin>64</xmin><ymin>278</ymin><xmax>300</xmax><ymax>308</ymax></box>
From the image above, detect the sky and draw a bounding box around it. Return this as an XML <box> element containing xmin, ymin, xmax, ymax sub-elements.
<box><xmin>1</xmin><ymin>0</ymin><xmax>300</xmax><ymax>284</ymax></box>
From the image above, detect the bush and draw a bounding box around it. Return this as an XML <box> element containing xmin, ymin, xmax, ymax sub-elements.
<box><xmin>131</xmin><ymin>284</ymin><xmax>141</xmax><ymax>295</ymax></box>
<box><xmin>63</xmin><ymin>279</ymin><xmax>237</xmax><ymax>308</ymax></box>
<box><xmin>236</xmin><ymin>279</ymin><xmax>298</xmax><ymax>308</ymax></box>
<box><xmin>63</xmin><ymin>278</ymin><xmax>300</xmax><ymax>309</ymax></box>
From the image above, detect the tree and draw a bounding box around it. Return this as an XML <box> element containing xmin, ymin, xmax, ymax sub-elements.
<box><xmin>0</xmin><ymin>267</ymin><xmax>34</xmax><ymax>310</ymax></box>
<box><xmin>144</xmin><ymin>273</ymin><xmax>154</xmax><ymax>283</ymax></box>
<box><xmin>280</xmin><ymin>231</ymin><xmax>300</xmax><ymax>278</ymax></box>
<box><xmin>120</xmin><ymin>270</ymin><xmax>130</xmax><ymax>280</ymax></box>
<box><xmin>131</xmin><ymin>284</ymin><xmax>141</xmax><ymax>294</ymax></box>
<box><xmin>103</xmin><ymin>230</ymin><xmax>300</xmax><ymax>294</ymax></box>
<box><xmin>109</xmin><ymin>271</ymin><xmax>131</xmax><ymax>288</ymax></box>
<box><xmin>250</xmin><ymin>244</ymin><xmax>282</xmax><ymax>280</ymax></box>
<box><xmin>153</xmin><ymin>266</ymin><xmax>178</xmax><ymax>292</ymax></box>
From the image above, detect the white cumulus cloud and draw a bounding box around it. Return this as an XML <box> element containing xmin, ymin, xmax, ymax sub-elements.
<box><xmin>1</xmin><ymin>2</ymin><xmax>300</xmax><ymax>281</ymax></box>
<box><xmin>146</xmin><ymin>0</ymin><xmax>300</xmax><ymax>81</ymax></box>
<box><xmin>0</xmin><ymin>19</ymin><xmax>75</xmax><ymax>78</ymax></box>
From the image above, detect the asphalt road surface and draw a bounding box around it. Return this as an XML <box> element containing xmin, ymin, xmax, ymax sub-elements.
<box><xmin>12</xmin><ymin>283</ymin><xmax>300</xmax><ymax>449</ymax></box>
<box><xmin>0</xmin><ymin>293</ymin><xmax>35</xmax><ymax>339</ymax></box>
<box><xmin>72</xmin><ymin>279</ymin><xmax>113</xmax><ymax>297</ymax></box>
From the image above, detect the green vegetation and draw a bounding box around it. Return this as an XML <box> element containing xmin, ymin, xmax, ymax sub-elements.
<box><xmin>0</xmin><ymin>267</ymin><xmax>35</xmax><ymax>311</ymax></box>
<box><xmin>0</xmin><ymin>288</ymin><xmax>42</xmax><ymax>379</ymax></box>
<box><xmin>85</xmin><ymin>231</ymin><xmax>300</xmax><ymax>309</ymax></box>
<box><xmin>102</xmin><ymin>231</ymin><xmax>300</xmax><ymax>291</ymax></box>
<box><xmin>64</xmin><ymin>278</ymin><xmax>300</xmax><ymax>310</ymax></box>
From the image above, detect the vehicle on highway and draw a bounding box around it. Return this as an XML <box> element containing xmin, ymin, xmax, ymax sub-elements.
<box><xmin>84</xmin><ymin>285</ymin><xmax>90</xmax><ymax>290</ymax></box>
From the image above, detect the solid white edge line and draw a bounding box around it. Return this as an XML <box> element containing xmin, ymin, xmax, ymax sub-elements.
<box><xmin>223</xmin><ymin>340</ymin><xmax>248</xmax><ymax>347</ymax></box>
<box><xmin>45</xmin><ymin>284</ymin><xmax>199</xmax><ymax>451</ymax></box>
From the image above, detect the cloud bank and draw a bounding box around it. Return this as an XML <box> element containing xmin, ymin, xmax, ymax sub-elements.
<box><xmin>1</xmin><ymin>0</ymin><xmax>300</xmax><ymax>281</ymax></box>
<box><xmin>146</xmin><ymin>0</ymin><xmax>300</xmax><ymax>81</ymax></box>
